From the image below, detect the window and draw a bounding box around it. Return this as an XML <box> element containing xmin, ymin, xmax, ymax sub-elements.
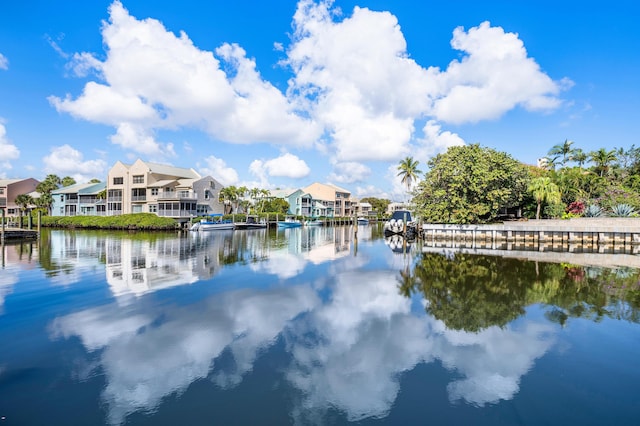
<box><xmin>113</xmin><ymin>177</ymin><xmax>123</xmax><ymax>185</ymax></box>
<box><xmin>132</xmin><ymin>175</ymin><xmax>144</xmax><ymax>184</ymax></box>
<box><xmin>149</xmin><ymin>204</ymin><xmax>157</xmax><ymax>213</ymax></box>
<box><xmin>0</xmin><ymin>188</ymin><xmax>4</xmax><ymax>195</ymax></box>
<box><xmin>151</xmin><ymin>188</ymin><xmax>158</xmax><ymax>196</ymax></box>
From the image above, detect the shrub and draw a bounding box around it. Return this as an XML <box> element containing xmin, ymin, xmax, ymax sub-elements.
<box><xmin>566</xmin><ymin>201</ymin><xmax>585</xmax><ymax>215</ymax></box>
<box><xmin>584</xmin><ymin>205</ymin><xmax>604</xmax><ymax>217</ymax></box>
<box><xmin>611</xmin><ymin>204</ymin><xmax>636</xmax><ymax>217</ymax></box>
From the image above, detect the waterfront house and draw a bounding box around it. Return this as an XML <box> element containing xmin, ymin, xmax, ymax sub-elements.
<box><xmin>51</xmin><ymin>182</ymin><xmax>107</xmax><ymax>216</ymax></box>
<box><xmin>0</xmin><ymin>178</ymin><xmax>40</xmax><ymax>218</ymax></box>
<box><xmin>106</xmin><ymin>160</ymin><xmax>226</xmax><ymax>224</ymax></box>
<box><xmin>303</xmin><ymin>183</ymin><xmax>353</xmax><ymax>217</ymax></box>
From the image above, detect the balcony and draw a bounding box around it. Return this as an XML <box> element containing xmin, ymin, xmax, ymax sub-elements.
<box><xmin>131</xmin><ymin>195</ymin><xmax>147</xmax><ymax>202</ymax></box>
<box><xmin>0</xmin><ymin>198</ymin><xmax>7</xmax><ymax>207</ymax></box>
<box><xmin>156</xmin><ymin>210</ymin><xmax>196</xmax><ymax>218</ymax></box>
<box><xmin>157</xmin><ymin>191</ymin><xmax>197</xmax><ymax>201</ymax></box>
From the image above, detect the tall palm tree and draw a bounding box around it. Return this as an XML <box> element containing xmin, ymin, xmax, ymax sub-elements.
<box><xmin>570</xmin><ymin>148</ymin><xmax>587</xmax><ymax>168</ymax></box>
<box><xmin>397</xmin><ymin>156</ymin><xmax>422</xmax><ymax>197</ymax></box>
<box><xmin>588</xmin><ymin>148</ymin><xmax>617</xmax><ymax>177</ymax></box>
<box><xmin>547</xmin><ymin>139</ymin><xmax>574</xmax><ymax>167</ymax></box>
<box><xmin>218</xmin><ymin>186</ymin><xmax>237</xmax><ymax>214</ymax></box>
<box><xmin>528</xmin><ymin>177</ymin><xmax>561</xmax><ymax>220</ymax></box>
<box><xmin>14</xmin><ymin>194</ymin><xmax>34</xmax><ymax>228</ymax></box>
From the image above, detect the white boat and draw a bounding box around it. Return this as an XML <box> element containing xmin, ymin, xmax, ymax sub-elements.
<box><xmin>305</xmin><ymin>218</ymin><xmax>324</xmax><ymax>226</ymax></box>
<box><xmin>357</xmin><ymin>217</ymin><xmax>369</xmax><ymax>225</ymax></box>
<box><xmin>277</xmin><ymin>216</ymin><xmax>302</xmax><ymax>228</ymax></box>
<box><xmin>190</xmin><ymin>214</ymin><xmax>235</xmax><ymax>231</ymax></box>
<box><xmin>384</xmin><ymin>210</ymin><xmax>417</xmax><ymax>237</ymax></box>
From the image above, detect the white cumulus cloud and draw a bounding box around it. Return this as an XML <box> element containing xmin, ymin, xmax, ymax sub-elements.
<box><xmin>198</xmin><ymin>155</ymin><xmax>239</xmax><ymax>186</ymax></box>
<box><xmin>328</xmin><ymin>161</ymin><xmax>371</xmax><ymax>184</ymax></box>
<box><xmin>42</xmin><ymin>144</ymin><xmax>107</xmax><ymax>182</ymax></box>
<box><xmin>429</xmin><ymin>21</ymin><xmax>568</xmax><ymax>124</ymax></box>
<box><xmin>414</xmin><ymin>120</ymin><xmax>465</xmax><ymax>162</ymax></box>
<box><xmin>250</xmin><ymin>153</ymin><xmax>311</xmax><ymax>181</ymax></box>
<box><xmin>48</xmin><ymin>0</ymin><xmax>319</xmax><ymax>160</ymax></box>
<box><xmin>0</xmin><ymin>123</ymin><xmax>20</xmax><ymax>177</ymax></box>
<box><xmin>0</xmin><ymin>53</ymin><xmax>8</xmax><ymax>70</ymax></box>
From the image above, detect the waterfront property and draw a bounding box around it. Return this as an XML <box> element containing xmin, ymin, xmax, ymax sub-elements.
<box><xmin>51</xmin><ymin>181</ymin><xmax>107</xmax><ymax>216</ymax></box>
<box><xmin>0</xmin><ymin>178</ymin><xmax>39</xmax><ymax>218</ymax></box>
<box><xmin>106</xmin><ymin>159</ymin><xmax>226</xmax><ymax>224</ymax></box>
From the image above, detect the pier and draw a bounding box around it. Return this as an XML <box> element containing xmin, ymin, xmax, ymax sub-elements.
<box><xmin>420</xmin><ymin>218</ymin><xmax>640</xmax><ymax>253</ymax></box>
<box><xmin>1</xmin><ymin>227</ymin><xmax>39</xmax><ymax>242</ymax></box>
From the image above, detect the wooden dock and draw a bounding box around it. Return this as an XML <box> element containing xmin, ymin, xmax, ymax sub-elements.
<box><xmin>1</xmin><ymin>227</ymin><xmax>39</xmax><ymax>242</ymax></box>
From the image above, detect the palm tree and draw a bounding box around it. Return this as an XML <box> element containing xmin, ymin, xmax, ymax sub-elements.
<box><xmin>14</xmin><ymin>194</ymin><xmax>34</xmax><ymax>228</ymax></box>
<box><xmin>35</xmin><ymin>174</ymin><xmax>62</xmax><ymax>215</ymax></box>
<box><xmin>61</xmin><ymin>176</ymin><xmax>76</xmax><ymax>187</ymax></box>
<box><xmin>588</xmin><ymin>148</ymin><xmax>617</xmax><ymax>177</ymax></box>
<box><xmin>570</xmin><ymin>148</ymin><xmax>587</xmax><ymax>168</ymax></box>
<box><xmin>528</xmin><ymin>177</ymin><xmax>561</xmax><ymax>220</ymax></box>
<box><xmin>547</xmin><ymin>139</ymin><xmax>574</xmax><ymax>167</ymax></box>
<box><xmin>397</xmin><ymin>156</ymin><xmax>422</xmax><ymax>198</ymax></box>
<box><xmin>218</xmin><ymin>186</ymin><xmax>237</xmax><ymax>214</ymax></box>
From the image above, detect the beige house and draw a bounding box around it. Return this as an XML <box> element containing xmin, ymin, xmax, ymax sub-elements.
<box><xmin>303</xmin><ymin>183</ymin><xmax>353</xmax><ymax>217</ymax></box>
<box><xmin>0</xmin><ymin>178</ymin><xmax>40</xmax><ymax>218</ymax></box>
<box><xmin>106</xmin><ymin>160</ymin><xmax>225</xmax><ymax>223</ymax></box>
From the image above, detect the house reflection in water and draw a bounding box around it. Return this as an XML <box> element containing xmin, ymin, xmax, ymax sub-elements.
<box><xmin>105</xmin><ymin>231</ymin><xmax>235</xmax><ymax>296</ymax></box>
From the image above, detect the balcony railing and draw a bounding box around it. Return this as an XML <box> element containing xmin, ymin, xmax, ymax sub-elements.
<box><xmin>0</xmin><ymin>198</ymin><xmax>6</xmax><ymax>207</ymax></box>
<box><xmin>131</xmin><ymin>195</ymin><xmax>147</xmax><ymax>202</ymax></box>
<box><xmin>157</xmin><ymin>210</ymin><xmax>196</xmax><ymax>218</ymax></box>
<box><xmin>107</xmin><ymin>196</ymin><xmax>123</xmax><ymax>202</ymax></box>
<box><xmin>157</xmin><ymin>191</ymin><xmax>197</xmax><ymax>200</ymax></box>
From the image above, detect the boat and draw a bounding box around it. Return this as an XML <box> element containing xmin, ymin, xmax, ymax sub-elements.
<box><xmin>305</xmin><ymin>218</ymin><xmax>324</xmax><ymax>226</ymax></box>
<box><xmin>384</xmin><ymin>210</ymin><xmax>417</xmax><ymax>237</ymax></box>
<box><xmin>190</xmin><ymin>214</ymin><xmax>235</xmax><ymax>231</ymax></box>
<box><xmin>357</xmin><ymin>217</ymin><xmax>369</xmax><ymax>225</ymax></box>
<box><xmin>239</xmin><ymin>215</ymin><xmax>268</xmax><ymax>229</ymax></box>
<box><xmin>277</xmin><ymin>216</ymin><xmax>302</xmax><ymax>228</ymax></box>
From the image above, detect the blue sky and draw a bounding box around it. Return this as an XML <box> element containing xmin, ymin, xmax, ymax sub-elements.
<box><xmin>1</xmin><ymin>0</ymin><xmax>639</xmax><ymax>200</ymax></box>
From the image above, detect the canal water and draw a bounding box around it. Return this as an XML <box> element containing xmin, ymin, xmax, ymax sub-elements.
<box><xmin>1</xmin><ymin>225</ymin><xmax>639</xmax><ymax>425</ymax></box>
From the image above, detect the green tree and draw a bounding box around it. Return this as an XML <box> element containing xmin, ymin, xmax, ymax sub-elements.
<box><xmin>218</xmin><ymin>186</ymin><xmax>237</xmax><ymax>214</ymax></box>
<box><xmin>413</xmin><ymin>144</ymin><xmax>529</xmax><ymax>224</ymax></box>
<box><xmin>570</xmin><ymin>148</ymin><xmax>588</xmax><ymax>168</ymax></box>
<box><xmin>360</xmin><ymin>197</ymin><xmax>391</xmax><ymax>216</ymax></box>
<box><xmin>14</xmin><ymin>194</ymin><xmax>34</xmax><ymax>228</ymax></box>
<box><xmin>528</xmin><ymin>176</ymin><xmax>561</xmax><ymax>219</ymax></box>
<box><xmin>589</xmin><ymin>148</ymin><xmax>617</xmax><ymax>177</ymax></box>
<box><xmin>548</xmin><ymin>139</ymin><xmax>574</xmax><ymax>167</ymax></box>
<box><xmin>35</xmin><ymin>174</ymin><xmax>62</xmax><ymax>215</ymax></box>
<box><xmin>61</xmin><ymin>176</ymin><xmax>76</xmax><ymax>187</ymax></box>
<box><xmin>262</xmin><ymin>197</ymin><xmax>289</xmax><ymax>214</ymax></box>
<box><xmin>397</xmin><ymin>156</ymin><xmax>422</xmax><ymax>197</ymax></box>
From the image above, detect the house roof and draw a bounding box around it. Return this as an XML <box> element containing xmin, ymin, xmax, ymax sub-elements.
<box><xmin>143</xmin><ymin>161</ymin><xmax>201</xmax><ymax>179</ymax></box>
<box><xmin>148</xmin><ymin>179</ymin><xmax>177</xmax><ymax>188</ymax></box>
<box><xmin>53</xmin><ymin>182</ymin><xmax>105</xmax><ymax>195</ymax></box>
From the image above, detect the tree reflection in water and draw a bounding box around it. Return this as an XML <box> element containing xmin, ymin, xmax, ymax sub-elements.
<box><xmin>400</xmin><ymin>251</ymin><xmax>640</xmax><ymax>332</ymax></box>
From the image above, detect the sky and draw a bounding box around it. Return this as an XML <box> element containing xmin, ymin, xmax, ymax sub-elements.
<box><xmin>1</xmin><ymin>0</ymin><xmax>639</xmax><ymax>201</ymax></box>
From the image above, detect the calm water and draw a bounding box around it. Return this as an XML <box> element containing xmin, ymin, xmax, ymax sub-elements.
<box><xmin>1</xmin><ymin>225</ymin><xmax>640</xmax><ymax>425</ymax></box>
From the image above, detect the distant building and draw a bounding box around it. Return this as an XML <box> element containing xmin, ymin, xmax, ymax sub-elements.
<box><xmin>0</xmin><ymin>178</ymin><xmax>40</xmax><ymax>218</ymax></box>
<box><xmin>387</xmin><ymin>202</ymin><xmax>409</xmax><ymax>214</ymax></box>
<box><xmin>303</xmin><ymin>183</ymin><xmax>353</xmax><ymax>217</ymax></box>
<box><xmin>106</xmin><ymin>159</ymin><xmax>225</xmax><ymax>223</ymax></box>
<box><xmin>354</xmin><ymin>201</ymin><xmax>373</xmax><ymax>217</ymax></box>
<box><xmin>51</xmin><ymin>182</ymin><xmax>107</xmax><ymax>216</ymax></box>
